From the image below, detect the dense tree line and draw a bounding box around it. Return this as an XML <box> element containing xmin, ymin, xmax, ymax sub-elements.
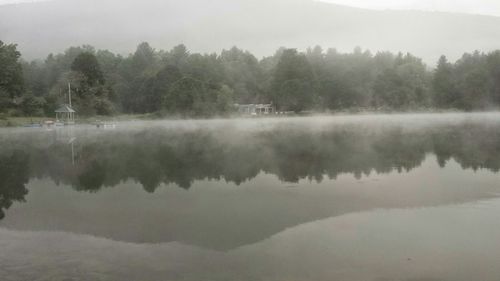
<box><xmin>2</xmin><ymin>40</ymin><xmax>500</xmax><ymax>117</ymax></box>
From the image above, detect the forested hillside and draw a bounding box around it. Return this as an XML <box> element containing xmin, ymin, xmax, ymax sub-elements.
<box><xmin>2</xmin><ymin>41</ymin><xmax>500</xmax><ymax>117</ymax></box>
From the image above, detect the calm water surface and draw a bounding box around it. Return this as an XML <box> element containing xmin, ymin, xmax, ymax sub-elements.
<box><xmin>1</xmin><ymin>113</ymin><xmax>500</xmax><ymax>281</ymax></box>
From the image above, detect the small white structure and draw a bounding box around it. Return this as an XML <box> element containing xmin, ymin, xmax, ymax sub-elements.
<box><xmin>95</xmin><ymin>120</ymin><xmax>116</xmax><ymax>129</ymax></box>
<box><xmin>237</xmin><ymin>104</ymin><xmax>275</xmax><ymax>115</ymax></box>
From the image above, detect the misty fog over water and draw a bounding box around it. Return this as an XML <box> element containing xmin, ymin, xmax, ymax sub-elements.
<box><xmin>2</xmin><ymin>113</ymin><xmax>500</xmax><ymax>280</ymax></box>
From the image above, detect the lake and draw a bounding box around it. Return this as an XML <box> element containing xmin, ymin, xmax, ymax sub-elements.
<box><xmin>1</xmin><ymin>113</ymin><xmax>500</xmax><ymax>281</ymax></box>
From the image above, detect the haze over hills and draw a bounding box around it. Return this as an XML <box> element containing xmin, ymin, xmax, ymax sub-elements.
<box><xmin>1</xmin><ymin>0</ymin><xmax>500</xmax><ymax>64</ymax></box>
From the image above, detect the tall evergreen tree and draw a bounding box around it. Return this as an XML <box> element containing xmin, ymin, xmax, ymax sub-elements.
<box><xmin>433</xmin><ymin>56</ymin><xmax>456</xmax><ymax>108</ymax></box>
<box><xmin>71</xmin><ymin>52</ymin><xmax>105</xmax><ymax>86</ymax></box>
<box><xmin>271</xmin><ymin>49</ymin><xmax>316</xmax><ymax>112</ymax></box>
<box><xmin>0</xmin><ymin>41</ymin><xmax>24</xmax><ymax>113</ymax></box>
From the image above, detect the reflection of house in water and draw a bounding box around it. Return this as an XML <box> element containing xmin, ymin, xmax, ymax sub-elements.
<box><xmin>54</xmin><ymin>127</ymin><xmax>78</xmax><ymax>165</ymax></box>
<box><xmin>236</xmin><ymin>104</ymin><xmax>275</xmax><ymax>115</ymax></box>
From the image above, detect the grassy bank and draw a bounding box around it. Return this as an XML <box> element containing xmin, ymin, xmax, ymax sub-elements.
<box><xmin>0</xmin><ymin>117</ymin><xmax>47</xmax><ymax>127</ymax></box>
<box><xmin>0</xmin><ymin>109</ymin><xmax>475</xmax><ymax>128</ymax></box>
<box><xmin>0</xmin><ymin>114</ymin><xmax>153</xmax><ymax>127</ymax></box>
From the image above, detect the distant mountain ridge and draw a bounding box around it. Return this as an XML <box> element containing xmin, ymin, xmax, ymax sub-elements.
<box><xmin>1</xmin><ymin>0</ymin><xmax>500</xmax><ymax>64</ymax></box>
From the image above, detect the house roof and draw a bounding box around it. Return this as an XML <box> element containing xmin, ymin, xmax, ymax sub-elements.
<box><xmin>55</xmin><ymin>104</ymin><xmax>76</xmax><ymax>113</ymax></box>
<box><xmin>237</xmin><ymin>104</ymin><xmax>273</xmax><ymax>108</ymax></box>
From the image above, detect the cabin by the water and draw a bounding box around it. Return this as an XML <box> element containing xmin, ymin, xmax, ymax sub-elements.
<box><xmin>236</xmin><ymin>104</ymin><xmax>275</xmax><ymax>115</ymax></box>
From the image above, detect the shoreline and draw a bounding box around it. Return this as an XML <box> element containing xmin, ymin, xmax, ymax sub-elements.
<box><xmin>2</xmin><ymin>110</ymin><xmax>499</xmax><ymax>128</ymax></box>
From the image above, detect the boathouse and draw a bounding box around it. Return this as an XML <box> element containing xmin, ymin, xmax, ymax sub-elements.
<box><xmin>237</xmin><ymin>104</ymin><xmax>275</xmax><ymax>115</ymax></box>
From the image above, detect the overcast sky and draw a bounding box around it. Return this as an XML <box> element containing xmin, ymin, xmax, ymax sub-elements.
<box><xmin>1</xmin><ymin>0</ymin><xmax>500</xmax><ymax>17</ymax></box>
<box><xmin>0</xmin><ymin>0</ymin><xmax>41</xmax><ymax>3</ymax></box>
<box><xmin>0</xmin><ymin>0</ymin><xmax>46</xmax><ymax>4</ymax></box>
<box><xmin>323</xmin><ymin>0</ymin><xmax>500</xmax><ymax>16</ymax></box>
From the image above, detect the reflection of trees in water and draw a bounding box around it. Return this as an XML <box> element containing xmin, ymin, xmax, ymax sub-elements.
<box><xmin>2</xmin><ymin>122</ymin><xmax>500</xmax><ymax>216</ymax></box>
<box><xmin>0</xmin><ymin>151</ymin><xmax>29</xmax><ymax>220</ymax></box>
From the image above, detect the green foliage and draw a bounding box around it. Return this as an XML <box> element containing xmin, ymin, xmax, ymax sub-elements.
<box><xmin>220</xmin><ymin>47</ymin><xmax>263</xmax><ymax>103</ymax></box>
<box><xmin>20</xmin><ymin>95</ymin><xmax>46</xmax><ymax>116</ymax></box>
<box><xmin>5</xmin><ymin>41</ymin><xmax>500</xmax><ymax>118</ymax></box>
<box><xmin>131</xmin><ymin>42</ymin><xmax>157</xmax><ymax>74</ymax></box>
<box><xmin>67</xmin><ymin>53</ymin><xmax>115</xmax><ymax>115</ymax></box>
<box><xmin>433</xmin><ymin>56</ymin><xmax>456</xmax><ymax>108</ymax></box>
<box><xmin>71</xmin><ymin>52</ymin><xmax>105</xmax><ymax>86</ymax></box>
<box><xmin>0</xmin><ymin>41</ymin><xmax>24</xmax><ymax>113</ymax></box>
<box><xmin>216</xmin><ymin>85</ymin><xmax>235</xmax><ymax>114</ymax></box>
<box><xmin>373</xmin><ymin>53</ymin><xmax>430</xmax><ymax>109</ymax></box>
<box><xmin>165</xmin><ymin>77</ymin><xmax>205</xmax><ymax>113</ymax></box>
<box><xmin>452</xmin><ymin>51</ymin><xmax>494</xmax><ymax>110</ymax></box>
<box><xmin>271</xmin><ymin>49</ymin><xmax>316</xmax><ymax>112</ymax></box>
